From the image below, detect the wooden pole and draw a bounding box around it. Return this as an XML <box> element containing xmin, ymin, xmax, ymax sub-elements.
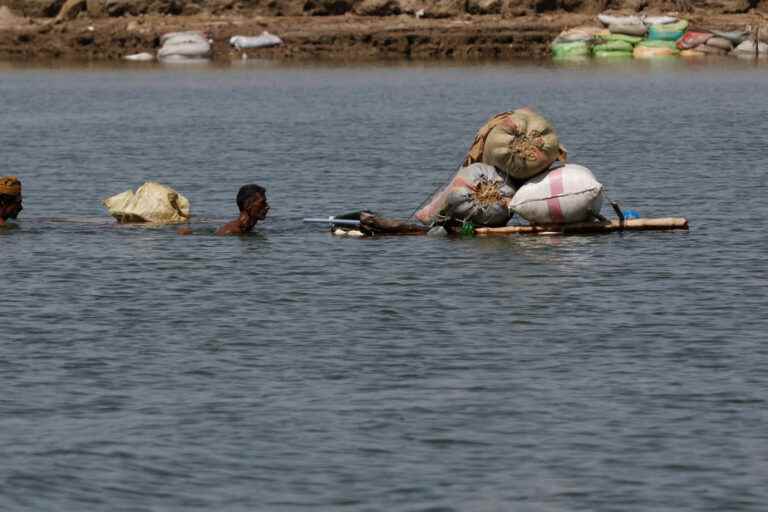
<box><xmin>475</xmin><ymin>217</ymin><xmax>689</xmax><ymax>236</ymax></box>
<box><xmin>756</xmin><ymin>26</ymin><xmax>760</xmax><ymax>60</ymax></box>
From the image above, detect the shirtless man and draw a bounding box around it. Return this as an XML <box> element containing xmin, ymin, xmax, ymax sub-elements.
<box><xmin>215</xmin><ymin>184</ymin><xmax>270</xmax><ymax>236</ymax></box>
<box><xmin>0</xmin><ymin>176</ymin><xmax>23</xmax><ymax>226</ymax></box>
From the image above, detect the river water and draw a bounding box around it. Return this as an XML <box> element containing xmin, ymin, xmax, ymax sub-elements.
<box><xmin>1</xmin><ymin>58</ymin><xmax>767</xmax><ymax>511</ymax></box>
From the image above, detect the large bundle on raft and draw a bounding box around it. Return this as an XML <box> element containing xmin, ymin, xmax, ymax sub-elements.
<box><xmin>314</xmin><ymin>105</ymin><xmax>690</xmax><ymax>239</ymax></box>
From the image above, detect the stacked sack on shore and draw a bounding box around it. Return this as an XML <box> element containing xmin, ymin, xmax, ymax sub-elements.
<box><xmin>552</xmin><ymin>13</ymin><xmax>765</xmax><ymax>61</ymax></box>
<box><xmin>158</xmin><ymin>31</ymin><xmax>212</xmax><ymax>62</ymax></box>
<box><xmin>414</xmin><ymin>109</ymin><xmax>604</xmax><ymax>228</ymax></box>
<box><xmin>676</xmin><ymin>31</ymin><xmax>740</xmax><ymax>57</ymax></box>
<box><xmin>550</xmin><ymin>26</ymin><xmax>607</xmax><ymax>59</ymax></box>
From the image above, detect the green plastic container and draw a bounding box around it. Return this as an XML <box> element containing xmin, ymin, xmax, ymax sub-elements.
<box><xmin>647</xmin><ymin>20</ymin><xmax>689</xmax><ymax>41</ymax></box>
<box><xmin>551</xmin><ymin>41</ymin><xmax>590</xmax><ymax>59</ymax></box>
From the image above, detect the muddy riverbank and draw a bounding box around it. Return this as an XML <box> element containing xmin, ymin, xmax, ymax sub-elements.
<box><xmin>0</xmin><ymin>4</ymin><xmax>765</xmax><ymax>62</ymax></box>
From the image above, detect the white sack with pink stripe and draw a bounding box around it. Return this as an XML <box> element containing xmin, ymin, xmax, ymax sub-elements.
<box><xmin>509</xmin><ymin>164</ymin><xmax>604</xmax><ymax>225</ymax></box>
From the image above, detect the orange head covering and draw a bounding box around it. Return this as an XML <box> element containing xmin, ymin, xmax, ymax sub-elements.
<box><xmin>0</xmin><ymin>176</ymin><xmax>21</xmax><ymax>196</ymax></box>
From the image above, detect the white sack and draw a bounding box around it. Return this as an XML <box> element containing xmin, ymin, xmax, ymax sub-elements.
<box><xmin>123</xmin><ymin>52</ymin><xmax>154</xmax><ymax>61</ymax></box>
<box><xmin>160</xmin><ymin>31</ymin><xmax>207</xmax><ymax>45</ymax></box>
<box><xmin>158</xmin><ymin>41</ymin><xmax>212</xmax><ymax>59</ymax></box>
<box><xmin>229</xmin><ymin>32</ymin><xmax>283</xmax><ymax>49</ymax></box>
<box><xmin>509</xmin><ymin>164</ymin><xmax>604</xmax><ymax>225</ymax></box>
<box><xmin>103</xmin><ymin>182</ymin><xmax>191</xmax><ymax>224</ymax></box>
<box><xmin>598</xmin><ymin>14</ymin><xmax>642</xmax><ymax>26</ymax></box>
<box><xmin>642</xmin><ymin>15</ymin><xmax>678</xmax><ymax>25</ymax></box>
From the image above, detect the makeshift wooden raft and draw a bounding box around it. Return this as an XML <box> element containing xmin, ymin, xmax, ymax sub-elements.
<box><xmin>475</xmin><ymin>217</ymin><xmax>689</xmax><ymax>236</ymax></box>
<box><xmin>312</xmin><ymin>213</ymin><xmax>689</xmax><ymax>237</ymax></box>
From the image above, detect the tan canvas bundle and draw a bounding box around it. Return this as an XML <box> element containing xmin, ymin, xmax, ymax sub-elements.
<box><xmin>463</xmin><ymin>108</ymin><xmax>565</xmax><ymax>180</ymax></box>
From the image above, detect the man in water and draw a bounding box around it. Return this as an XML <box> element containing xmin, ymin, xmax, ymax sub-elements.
<box><xmin>215</xmin><ymin>184</ymin><xmax>270</xmax><ymax>236</ymax></box>
<box><xmin>177</xmin><ymin>184</ymin><xmax>269</xmax><ymax>236</ymax></box>
<box><xmin>0</xmin><ymin>176</ymin><xmax>23</xmax><ymax>226</ymax></box>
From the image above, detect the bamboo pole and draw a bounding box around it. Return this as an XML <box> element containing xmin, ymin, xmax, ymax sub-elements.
<box><xmin>475</xmin><ymin>217</ymin><xmax>689</xmax><ymax>236</ymax></box>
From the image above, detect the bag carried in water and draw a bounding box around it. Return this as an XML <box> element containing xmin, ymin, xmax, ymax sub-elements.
<box><xmin>103</xmin><ymin>181</ymin><xmax>191</xmax><ymax>224</ymax></box>
<box><xmin>463</xmin><ymin>108</ymin><xmax>565</xmax><ymax>180</ymax></box>
<box><xmin>509</xmin><ymin>163</ymin><xmax>604</xmax><ymax>225</ymax></box>
<box><xmin>414</xmin><ymin>163</ymin><xmax>515</xmax><ymax>227</ymax></box>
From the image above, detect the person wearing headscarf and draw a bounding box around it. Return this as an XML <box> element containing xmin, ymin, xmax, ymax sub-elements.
<box><xmin>215</xmin><ymin>184</ymin><xmax>270</xmax><ymax>236</ymax></box>
<box><xmin>0</xmin><ymin>176</ymin><xmax>23</xmax><ymax>226</ymax></box>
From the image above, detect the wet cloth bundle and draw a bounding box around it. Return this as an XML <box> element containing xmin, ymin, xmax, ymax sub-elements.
<box><xmin>0</xmin><ymin>176</ymin><xmax>21</xmax><ymax>196</ymax></box>
<box><xmin>103</xmin><ymin>181</ymin><xmax>191</xmax><ymax>224</ymax></box>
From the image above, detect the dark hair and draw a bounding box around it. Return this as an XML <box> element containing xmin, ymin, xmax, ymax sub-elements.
<box><xmin>0</xmin><ymin>194</ymin><xmax>20</xmax><ymax>207</ymax></box>
<box><xmin>236</xmin><ymin>184</ymin><xmax>266</xmax><ymax>211</ymax></box>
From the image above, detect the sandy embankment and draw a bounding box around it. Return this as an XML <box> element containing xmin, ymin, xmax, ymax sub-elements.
<box><xmin>0</xmin><ymin>3</ymin><xmax>765</xmax><ymax>63</ymax></box>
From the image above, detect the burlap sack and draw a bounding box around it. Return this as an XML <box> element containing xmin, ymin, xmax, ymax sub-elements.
<box><xmin>414</xmin><ymin>163</ymin><xmax>514</xmax><ymax>226</ymax></box>
<box><xmin>103</xmin><ymin>182</ymin><xmax>190</xmax><ymax>224</ymax></box>
<box><xmin>463</xmin><ymin>108</ymin><xmax>565</xmax><ymax>180</ymax></box>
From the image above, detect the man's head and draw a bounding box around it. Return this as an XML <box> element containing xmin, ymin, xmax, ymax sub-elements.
<box><xmin>236</xmin><ymin>184</ymin><xmax>269</xmax><ymax>221</ymax></box>
<box><xmin>0</xmin><ymin>176</ymin><xmax>22</xmax><ymax>221</ymax></box>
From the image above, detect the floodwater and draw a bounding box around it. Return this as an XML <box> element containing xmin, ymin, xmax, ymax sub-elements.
<box><xmin>1</xmin><ymin>58</ymin><xmax>767</xmax><ymax>511</ymax></box>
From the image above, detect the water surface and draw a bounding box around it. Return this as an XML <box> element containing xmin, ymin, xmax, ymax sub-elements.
<box><xmin>1</xmin><ymin>58</ymin><xmax>767</xmax><ymax>511</ymax></box>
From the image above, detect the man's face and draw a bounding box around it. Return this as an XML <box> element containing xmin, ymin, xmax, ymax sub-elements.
<box><xmin>246</xmin><ymin>195</ymin><xmax>269</xmax><ymax>220</ymax></box>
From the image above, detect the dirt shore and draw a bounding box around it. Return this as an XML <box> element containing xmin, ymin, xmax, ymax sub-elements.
<box><xmin>0</xmin><ymin>8</ymin><xmax>765</xmax><ymax>63</ymax></box>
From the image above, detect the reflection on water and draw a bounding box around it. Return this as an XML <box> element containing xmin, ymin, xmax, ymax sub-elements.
<box><xmin>1</xmin><ymin>61</ymin><xmax>767</xmax><ymax>511</ymax></box>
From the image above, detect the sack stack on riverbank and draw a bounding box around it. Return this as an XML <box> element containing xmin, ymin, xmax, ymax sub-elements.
<box><xmin>414</xmin><ymin>109</ymin><xmax>604</xmax><ymax>228</ymax></box>
<box><xmin>552</xmin><ymin>12</ymin><xmax>765</xmax><ymax>61</ymax></box>
<box><xmin>157</xmin><ymin>31</ymin><xmax>212</xmax><ymax>62</ymax></box>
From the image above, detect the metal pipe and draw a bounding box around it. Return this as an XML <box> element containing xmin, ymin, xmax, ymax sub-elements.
<box><xmin>303</xmin><ymin>217</ymin><xmax>361</xmax><ymax>226</ymax></box>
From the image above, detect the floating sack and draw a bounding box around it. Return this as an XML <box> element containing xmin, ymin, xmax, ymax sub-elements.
<box><xmin>551</xmin><ymin>41</ymin><xmax>591</xmax><ymax>59</ymax></box>
<box><xmin>677</xmin><ymin>31</ymin><xmax>713</xmax><ymax>49</ymax></box>
<box><xmin>598</xmin><ymin>14</ymin><xmax>642</xmax><ymax>26</ymax></box>
<box><xmin>414</xmin><ymin>163</ymin><xmax>515</xmax><ymax>226</ymax></box>
<box><xmin>706</xmin><ymin>36</ymin><xmax>733</xmax><ymax>51</ymax></box>
<box><xmin>608</xmin><ymin>22</ymin><xmax>647</xmax><ymax>37</ymax></box>
<box><xmin>103</xmin><ymin>182</ymin><xmax>191</xmax><ymax>224</ymax></box>
<box><xmin>598</xmin><ymin>32</ymin><xmax>644</xmax><ymax>45</ymax></box>
<box><xmin>647</xmin><ymin>20</ymin><xmax>688</xmax><ymax>41</ymax></box>
<box><xmin>463</xmin><ymin>109</ymin><xmax>563</xmax><ymax>181</ymax></box>
<box><xmin>711</xmin><ymin>29</ymin><xmax>750</xmax><ymax>45</ymax></box>
<box><xmin>634</xmin><ymin>40</ymin><xmax>680</xmax><ymax>58</ymax></box>
<box><xmin>509</xmin><ymin>164</ymin><xmax>604</xmax><ymax>225</ymax></box>
<box><xmin>229</xmin><ymin>32</ymin><xmax>284</xmax><ymax>49</ymax></box>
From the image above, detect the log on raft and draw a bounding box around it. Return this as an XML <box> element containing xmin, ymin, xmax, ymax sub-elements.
<box><xmin>475</xmin><ymin>217</ymin><xmax>689</xmax><ymax>236</ymax></box>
